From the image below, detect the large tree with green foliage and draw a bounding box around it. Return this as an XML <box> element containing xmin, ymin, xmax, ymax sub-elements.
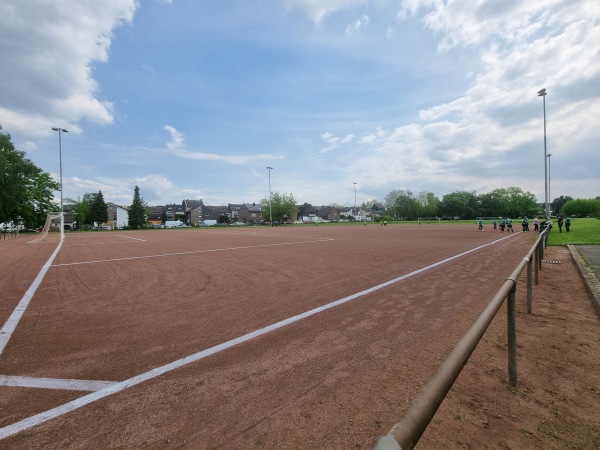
<box><xmin>91</xmin><ymin>190</ymin><xmax>108</xmax><ymax>225</ymax></box>
<box><xmin>128</xmin><ymin>185</ymin><xmax>147</xmax><ymax>229</ymax></box>
<box><xmin>417</xmin><ymin>191</ymin><xmax>441</xmax><ymax>218</ymax></box>
<box><xmin>384</xmin><ymin>190</ymin><xmax>420</xmax><ymax>220</ymax></box>
<box><xmin>438</xmin><ymin>191</ymin><xmax>480</xmax><ymax>219</ymax></box>
<box><xmin>0</xmin><ymin>133</ymin><xmax>59</xmax><ymax>227</ymax></box>
<box><xmin>64</xmin><ymin>197</ymin><xmax>87</xmax><ymax>230</ymax></box>
<box><xmin>79</xmin><ymin>192</ymin><xmax>97</xmax><ymax>226</ymax></box>
<box><xmin>561</xmin><ymin>198</ymin><xmax>600</xmax><ymax>217</ymax></box>
<box><xmin>261</xmin><ymin>192</ymin><xmax>296</xmax><ymax>223</ymax></box>
<box><xmin>552</xmin><ymin>195</ymin><xmax>573</xmax><ymax>216</ymax></box>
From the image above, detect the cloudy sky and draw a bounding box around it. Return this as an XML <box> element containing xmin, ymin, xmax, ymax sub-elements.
<box><xmin>1</xmin><ymin>0</ymin><xmax>599</xmax><ymax>207</ymax></box>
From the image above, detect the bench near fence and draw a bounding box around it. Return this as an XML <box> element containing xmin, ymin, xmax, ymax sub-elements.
<box><xmin>373</xmin><ymin>228</ymin><xmax>550</xmax><ymax>450</ymax></box>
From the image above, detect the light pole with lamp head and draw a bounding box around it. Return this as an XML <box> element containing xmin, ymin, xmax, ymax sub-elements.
<box><xmin>537</xmin><ymin>88</ymin><xmax>549</xmax><ymax>219</ymax></box>
<box><xmin>353</xmin><ymin>182</ymin><xmax>357</xmax><ymax>221</ymax></box>
<box><xmin>52</xmin><ymin>127</ymin><xmax>68</xmax><ymax>239</ymax></box>
<box><xmin>267</xmin><ymin>167</ymin><xmax>273</xmax><ymax>227</ymax></box>
<box><xmin>547</xmin><ymin>153</ymin><xmax>552</xmax><ymax>215</ymax></box>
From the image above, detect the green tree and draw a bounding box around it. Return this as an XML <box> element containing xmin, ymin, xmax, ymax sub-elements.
<box><xmin>261</xmin><ymin>192</ymin><xmax>296</xmax><ymax>223</ymax></box>
<box><xmin>417</xmin><ymin>191</ymin><xmax>441</xmax><ymax>218</ymax></box>
<box><xmin>91</xmin><ymin>190</ymin><xmax>108</xmax><ymax>225</ymax></box>
<box><xmin>64</xmin><ymin>197</ymin><xmax>86</xmax><ymax>230</ymax></box>
<box><xmin>552</xmin><ymin>195</ymin><xmax>573</xmax><ymax>215</ymax></box>
<box><xmin>438</xmin><ymin>191</ymin><xmax>480</xmax><ymax>219</ymax></box>
<box><xmin>128</xmin><ymin>185</ymin><xmax>147</xmax><ymax>229</ymax></box>
<box><xmin>0</xmin><ymin>133</ymin><xmax>59</xmax><ymax>227</ymax></box>
<box><xmin>504</xmin><ymin>187</ymin><xmax>539</xmax><ymax>218</ymax></box>
<box><xmin>81</xmin><ymin>192</ymin><xmax>98</xmax><ymax>226</ymax></box>
<box><xmin>478</xmin><ymin>189</ymin><xmax>509</xmax><ymax>217</ymax></box>
<box><xmin>384</xmin><ymin>190</ymin><xmax>420</xmax><ymax>220</ymax></box>
<box><xmin>561</xmin><ymin>198</ymin><xmax>600</xmax><ymax>217</ymax></box>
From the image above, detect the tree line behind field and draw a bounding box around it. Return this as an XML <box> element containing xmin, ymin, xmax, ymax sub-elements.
<box><xmin>379</xmin><ymin>189</ymin><xmax>599</xmax><ymax>221</ymax></box>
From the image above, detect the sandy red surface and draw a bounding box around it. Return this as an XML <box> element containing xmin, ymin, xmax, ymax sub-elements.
<box><xmin>0</xmin><ymin>225</ymin><xmax>598</xmax><ymax>449</ymax></box>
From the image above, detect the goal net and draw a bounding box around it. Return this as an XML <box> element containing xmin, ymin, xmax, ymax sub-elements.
<box><xmin>27</xmin><ymin>213</ymin><xmax>62</xmax><ymax>244</ymax></box>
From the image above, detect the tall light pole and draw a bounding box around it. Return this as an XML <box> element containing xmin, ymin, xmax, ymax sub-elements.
<box><xmin>547</xmin><ymin>153</ymin><xmax>552</xmax><ymax>215</ymax></box>
<box><xmin>52</xmin><ymin>127</ymin><xmax>68</xmax><ymax>238</ymax></box>
<box><xmin>353</xmin><ymin>182</ymin><xmax>357</xmax><ymax>220</ymax></box>
<box><xmin>267</xmin><ymin>166</ymin><xmax>273</xmax><ymax>227</ymax></box>
<box><xmin>537</xmin><ymin>88</ymin><xmax>549</xmax><ymax>219</ymax></box>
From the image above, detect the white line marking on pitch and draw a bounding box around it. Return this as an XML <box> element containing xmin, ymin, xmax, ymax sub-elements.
<box><xmin>51</xmin><ymin>238</ymin><xmax>334</xmax><ymax>267</ymax></box>
<box><xmin>0</xmin><ymin>240</ymin><xmax>63</xmax><ymax>356</ymax></box>
<box><xmin>0</xmin><ymin>375</ymin><xmax>118</xmax><ymax>392</ymax></box>
<box><xmin>0</xmin><ymin>233</ymin><xmax>518</xmax><ymax>440</ymax></box>
<box><xmin>63</xmin><ymin>240</ymin><xmax>146</xmax><ymax>247</ymax></box>
<box><xmin>115</xmin><ymin>235</ymin><xmax>146</xmax><ymax>241</ymax></box>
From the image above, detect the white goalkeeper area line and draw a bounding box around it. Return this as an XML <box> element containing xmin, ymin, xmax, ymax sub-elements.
<box><xmin>0</xmin><ymin>233</ymin><xmax>518</xmax><ymax>440</ymax></box>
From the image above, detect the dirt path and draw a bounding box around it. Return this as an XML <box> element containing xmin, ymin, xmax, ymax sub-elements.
<box><xmin>416</xmin><ymin>245</ymin><xmax>600</xmax><ymax>449</ymax></box>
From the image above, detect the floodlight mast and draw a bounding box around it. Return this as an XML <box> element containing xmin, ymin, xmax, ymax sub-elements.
<box><xmin>267</xmin><ymin>166</ymin><xmax>273</xmax><ymax>227</ymax></box>
<box><xmin>52</xmin><ymin>127</ymin><xmax>68</xmax><ymax>239</ymax></box>
<box><xmin>547</xmin><ymin>153</ymin><xmax>552</xmax><ymax>215</ymax></box>
<box><xmin>353</xmin><ymin>182</ymin><xmax>357</xmax><ymax>219</ymax></box>
<box><xmin>537</xmin><ymin>88</ymin><xmax>549</xmax><ymax>219</ymax></box>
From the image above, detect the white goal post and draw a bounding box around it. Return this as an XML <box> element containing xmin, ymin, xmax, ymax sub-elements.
<box><xmin>27</xmin><ymin>213</ymin><xmax>62</xmax><ymax>244</ymax></box>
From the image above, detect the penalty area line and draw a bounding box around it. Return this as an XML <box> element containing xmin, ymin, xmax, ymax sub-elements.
<box><xmin>0</xmin><ymin>232</ymin><xmax>519</xmax><ymax>440</ymax></box>
<box><xmin>51</xmin><ymin>238</ymin><xmax>335</xmax><ymax>267</ymax></box>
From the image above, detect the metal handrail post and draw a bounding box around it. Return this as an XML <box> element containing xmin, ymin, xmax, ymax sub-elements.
<box><xmin>535</xmin><ymin>244</ymin><xmax>540</xmax><ymax>284</ymax></box>
<box><xmin>527</xmin><ymin>256</ymin><xmax>533</xmax><ymax>313</ymax></box>
<box><xmin>507</xmin><ymin>281</ymin><xmax>517</xmax><ymax>387</ymax></box>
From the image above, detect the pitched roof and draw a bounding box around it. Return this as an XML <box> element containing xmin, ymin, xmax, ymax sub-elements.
<box><xmin>183</xmin><ymin>199</ymin><xmax>203</xmax><ymax>210</ymax></box>
<box><xmin>244</xmin><ymin>203</ymin><xmax>262</xmax><ymax>212</ymax></box>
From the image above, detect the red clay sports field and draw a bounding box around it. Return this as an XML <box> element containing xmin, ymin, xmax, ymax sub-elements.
<box><xmin>0</xmin><ymin>224</ymin><xmax>532</xmax><ymax>448</ymax></box>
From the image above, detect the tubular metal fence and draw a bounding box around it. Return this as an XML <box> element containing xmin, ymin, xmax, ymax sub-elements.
<box><xmin>373</xmin><ymin>227</ymin><xmax>550</xmax><ymax>450</ymax></box>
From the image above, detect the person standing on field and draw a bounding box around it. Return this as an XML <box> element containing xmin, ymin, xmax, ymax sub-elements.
<box><xmin>478</xmin><ymin>218</ymin><xmax>483</xmax><ymax>231</ymax></box>
<box><xmin>500</xmin><ymin>217</ymin><xmax>506</xmax><ymax>232</ymax></box>
<box><xmin>534</xmin><ymin>217</ymin><xmax>540</xmax><ymax>232</ymax></box>
<box><xmin>557</xmin><ymin>216</ymin><xmax>564</xmax><ymax>233</ymax></box>
<box><xmin>565</xmin><ymin>216</ymin><xmax>571</xmax><ymax>232</ymax></box>
<box><xmin>506</xmin><ymin>217</ymin><xmax>514</xmax><ymax>233</ymax></box>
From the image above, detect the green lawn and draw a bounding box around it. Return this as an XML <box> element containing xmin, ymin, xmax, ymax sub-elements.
<box><xmin>547</xmin><ymin>218</ymin><xmax>600</xmax><ymax>246</ymax></box>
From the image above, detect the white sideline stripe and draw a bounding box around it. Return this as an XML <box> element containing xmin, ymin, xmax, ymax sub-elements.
<box><xmin>0</xmin><ymin>240</ymin><xmax>63</xmax><ymax>356</ymax></box>
<box><xmin>0</xmin><ymin>233</ymin><xmax>519</xmax><ymax>440</ymax></box>
<box><xmin>115</xmin><ymin>235</ymin><xmax>146</xmax><ymax>241</ymax></box>
<box><xmin>0</xmin><ymin>375</ymin><xmax>118</xmax><ymax>392</ymax></box>
<box><xmin>51</xmin><ymin>238</ymin><xmax>334</xmax><ymax>267</ymax></box>
<box><xmin>64</xmin><ymin>240</ymin><xmax>146</xmax><ymax>247</ymax></box>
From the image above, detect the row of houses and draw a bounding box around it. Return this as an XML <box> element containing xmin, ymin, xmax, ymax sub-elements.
<box><xmin>144</xmin><ymin>200</ymin><xmax>386</xmax><ymax>227</ymax></box>
<box><xmin>63</xmin><ymin>200</ymin><xmax>386</xmax><ymax>230</ymax></box>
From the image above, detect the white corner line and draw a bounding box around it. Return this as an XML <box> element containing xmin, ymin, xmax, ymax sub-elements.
<box><xmin>0</xmin><ymin>233</ymin><xmax>518</xmax><ymax>440</ymax></box>
<box><xmin>0</xmin><ymin>375</ymin><xmax>118</xmax><ymax>392</ymax></box>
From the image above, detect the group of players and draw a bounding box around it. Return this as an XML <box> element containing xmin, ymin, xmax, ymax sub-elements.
<box><xmin>477</xmin><ymin>217</ymin><xmax>540</xmax><ymax>232</ymax></box>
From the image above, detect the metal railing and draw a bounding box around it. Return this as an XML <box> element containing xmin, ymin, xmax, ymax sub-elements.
<box><xmin>373</xmin><ymin>227</ymin><xmax>550</xmax><ymax>450</ymax></box>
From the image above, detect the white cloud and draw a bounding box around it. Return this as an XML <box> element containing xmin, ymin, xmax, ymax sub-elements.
<box><xmin>345</xmin><ymin>14</ymin><xmax>370</xmax><ymax>36</ymax></box>
<box><xmin>164</xmin><ymin>125</ymin><xmax>185</xmax><ymax>150</ymax></box>
<box><xmin>142</xmin><ymin>64</ymin><xmax>156</xmax><ymax>75</ymax></box>
<box><xmin>164</xmin><ymin>125</ymin><xmax>282</xmax><ymax>164</ymax></box>
<box><xmin>284</xmin><ymin>0</ymin><xmax>368</xmax><ymax>24</ymax></box>
<box><xmin>0</xmin><ymin>0</ymin><xmax>138</xmax><ymax>137</ymax></box>
<box><xmin>320</xmin><ymin>131</ymin><xmax>354</xmax><ymax>153</ymax></box>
